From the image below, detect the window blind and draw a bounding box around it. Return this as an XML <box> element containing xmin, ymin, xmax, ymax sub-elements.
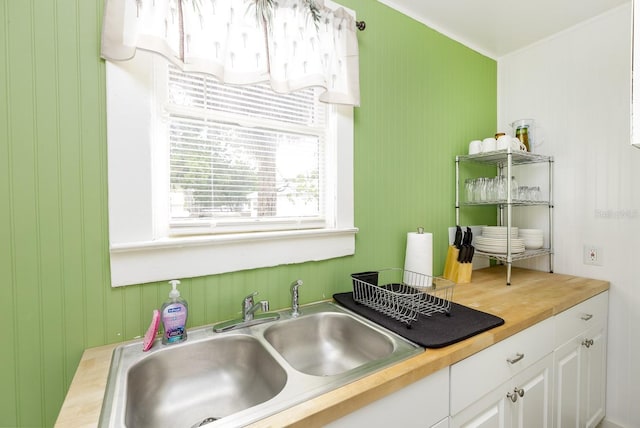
<box><xmin>166</xmin><ymin>66</ymin><xmax>328</xmax><ymax>234</ymax></box>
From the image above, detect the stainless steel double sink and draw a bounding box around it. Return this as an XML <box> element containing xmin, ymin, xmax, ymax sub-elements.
<box><xmin>99</xmin><ymin>301</ymin><xmax>422</xmax><ymax>428</ymax></box>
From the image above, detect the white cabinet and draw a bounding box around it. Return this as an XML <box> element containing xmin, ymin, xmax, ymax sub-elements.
<box><xmin>326</xmin><ymin>366</ymin><xmax>449</xmax><ymax>428</ymax></box>
<box><xmin>553</xmin><ymin>291</ymin><xmax>608</xmax><ymax>428</ymax></box>
<box><xmin>328</xmin><ymin>293</ymin><xmax>607</xmax><ymax>428</ymax></box>
<box><xmin>450</xmin><ymin>318</ymin><xmax>555</xmax><ymax>428</ymax></box>
<box><xmin>451</xmin><ymin>353</ymin><xmax>553</xmax><ymax>428</ymax></box>
<box><xmin>450</xmin><ymin>317</ymin><xmax>554</xmax><ymax>414</ymax></box>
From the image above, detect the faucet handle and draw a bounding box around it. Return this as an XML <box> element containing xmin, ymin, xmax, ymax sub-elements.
<box><xmin>242</xmin><ymin>291</ymin><xmax>258</xmax><ymax>313</ymax></box>
<box><xmin>243</xmin><ymin>291</ymin><xmax>258</xmax><ymax>303</ymax></box>
<box><xmin>290</xmin><ymin>279</ymin><xmax>303</xmax><ymax>291</ymax></box>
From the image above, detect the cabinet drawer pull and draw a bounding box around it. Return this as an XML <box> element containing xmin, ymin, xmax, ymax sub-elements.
<box><xmin>506</xmin><ymin>353</ymin><xmax>525</xmax><ymax>364</ymax></box>
<box><xmin>581</xmin><ymin>313</ymin><xmax>593</xmax><ymax>321</ymax></box>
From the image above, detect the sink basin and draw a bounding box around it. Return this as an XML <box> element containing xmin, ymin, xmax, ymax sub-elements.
<box><xmin>99</xmin><ymin>301</ymin><xmax>422</xmax><ymax>428</ymax></box>
<box><xmin>264</xmin><ymin>312</ymin><xmax>395</xmax><ymax>376</ymax></box>
<box><xmin>125</xmin><ymin>335</ymin><xmax>287</xmax><ymax>428</ymax></box>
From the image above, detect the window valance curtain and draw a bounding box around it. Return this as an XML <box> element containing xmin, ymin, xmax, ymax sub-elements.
<box><xmin>101</xmin><ymin>0</ymin><xmax>360</xmax><ymax>106</ymax></box>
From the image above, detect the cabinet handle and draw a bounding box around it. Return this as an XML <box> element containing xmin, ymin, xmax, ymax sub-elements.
<box><xmin>507</xmin><ymin>387</ymin><xmax>525</xmax><ymax>403</ymax></box>
<box><xmin>506</xmin><ymin>353</ymin><xmax>525</xmax><ymax>364</ymax></box>
<box><xmin>582</xmin><ymin>338</ymin><xmax>594</xmax><ymax>348</ymax></box>
<box><xmin>581</xmin><ymin>314</ymin><xmax>593</xmax><ymax>321</ymax></box>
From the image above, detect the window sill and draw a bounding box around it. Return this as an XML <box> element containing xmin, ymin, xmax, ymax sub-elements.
<box><xmin>109</xmin><ymin>227</ymin><xmax>358</xmax><ymax>287</ymax></box>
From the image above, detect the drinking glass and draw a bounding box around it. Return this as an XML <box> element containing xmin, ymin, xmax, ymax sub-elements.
<box><xmin>477</xmin><ymin>177</ymin><xmax>487</xmax><ymax>202</ymax></box>
<box><xmin>496</xmin><ymin>176</ymin><xmax>506</xmax><ymax>201</ymax></box>
<box><xmin>486</xmin><ymin>177</ymin><xmax>496</xmax><ymax>202</ymax></box>
<box><xmin>531</xmin><ymin>186</ymin><xmax>541</xmax><ymax>201</ymax></box>
<box><xmin>465</xmin><ymin>178</ymin><xmax>475</xmax><ymax>202</ymax></box>
<box><xmin>510</xmin><ymin>176</ymin><xmax>518</xmax><ymax>201</ymax></box>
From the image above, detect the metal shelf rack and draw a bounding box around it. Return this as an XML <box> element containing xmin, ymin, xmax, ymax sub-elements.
<box><xmin>455</xmin><ymin>149</ymin><xmax>554</xmax><ymax>285</ymax></box>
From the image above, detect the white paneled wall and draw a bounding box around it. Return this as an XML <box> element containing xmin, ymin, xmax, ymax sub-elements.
<box><xmin>498</xmin><ymin>3</ymin><xmax>640</xmax><ymax>426</ymax></box>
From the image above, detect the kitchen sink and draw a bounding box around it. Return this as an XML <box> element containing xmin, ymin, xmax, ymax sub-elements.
<box><xmin>264</xmin><ymin>312</ymin><xmax>395</xmax><ymax>376</ymax></box>
<box><xmin>99</xmin><ymin>301</ymin><xmax>422</xmax><ymax>428</ymax></box>
<box><xmin>125</xmin><ymin>335</ymin><xmax>287</xmax><ymax>428</ymax></box>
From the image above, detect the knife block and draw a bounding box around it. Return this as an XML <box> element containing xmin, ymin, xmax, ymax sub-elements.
<box><xmin>443</xmin><ymin>245</ymin><xmax>459</xmax><ymax>280</ymax></box>
<box><xmin>443</xmin><ymin>257</ymin><xmax>472</xmax><ymax>284</ymax></box>
<box><xmin>455</xmin><ymin>262</ymin><xmax>472</xmax><ymax>284</ymax></box>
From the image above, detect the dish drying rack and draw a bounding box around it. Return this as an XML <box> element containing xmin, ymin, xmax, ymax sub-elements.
<box><xmin>351</xmin><ymin>268</ymin><xmax>455</xmax><ymax>327</ymax></box>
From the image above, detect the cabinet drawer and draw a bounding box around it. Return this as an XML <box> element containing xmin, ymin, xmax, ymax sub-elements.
<box><xmin>326</xmin><ymin>367</ymin><xmax>449</xmax><ymax>428</ymax></box>
<box><xmin>554</xmin><ymin>291</ymin><xmax>608</xmax><ymax>348</ymax></box>
<box><xmin>450</xmin><ymin>317</ymin><xmax>554</xmax><ymax>415</ymax></box>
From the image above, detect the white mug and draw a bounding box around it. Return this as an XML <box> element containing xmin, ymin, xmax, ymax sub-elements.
<box><xmin>496</xmin><ymin>135</ymin><xmax>511</xmax><ymax>150</ymax></box>
<box><xmin>468</xmin><ymin>140</ymin><xmax>482</xmax><ymax>155</ymax></box>
<box><xmin>482</xmin><ymin>137</ymin><xmax>497</xmax><ymax>152</ymax></box>
<box><xmin>511</xmin><ymin>138</ymin><xmax>527</xmax><ymax>151</ymax></box>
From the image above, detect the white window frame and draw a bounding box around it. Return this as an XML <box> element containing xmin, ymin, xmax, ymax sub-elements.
<box><xmin>106</xmin><ymin>51</ymin><xmax>356</xmax><ymax>287</ymax></box>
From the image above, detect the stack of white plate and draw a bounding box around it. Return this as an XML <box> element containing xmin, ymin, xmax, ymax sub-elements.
<box><xmin>519</xmin><ymin>229</ymin><xmax>544</xmax><ymax>249</ymax></box>
<box><xmin>481</xmin><ymin>226</ymin><xmax>518</xmax><ymax>239</ymax></box>
<box><xmin>475</xmin><ymin>236</ymin><xmax>526</xmax><ymax>254</ymax></box>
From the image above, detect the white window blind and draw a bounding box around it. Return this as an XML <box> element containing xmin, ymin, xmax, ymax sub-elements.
<box><xmin>165</xmin><ymin>66</ymin><xmax>329</xmax><ymax>234</ymax></box>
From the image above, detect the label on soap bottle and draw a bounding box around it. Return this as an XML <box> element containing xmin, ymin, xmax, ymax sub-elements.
<box><xmin>162</xmin><ymin>303</ymin><xmax>187</xmax><ymax>343</ymax></box>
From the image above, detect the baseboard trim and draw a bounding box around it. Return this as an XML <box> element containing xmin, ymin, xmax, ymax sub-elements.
<box><xmin>599</xmin><ymin>418</ymin><xmax>625</xmax><ymax>428</ymax></box>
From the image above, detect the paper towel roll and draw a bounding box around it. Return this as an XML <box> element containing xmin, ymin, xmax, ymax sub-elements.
<box><xmin>403</xmin><ymin>231</ymin><xmax>433</xmax><ymax>286</ymax></box>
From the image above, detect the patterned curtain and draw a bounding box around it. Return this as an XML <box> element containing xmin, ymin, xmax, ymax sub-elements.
<box><xmin>101</xmin><ymin>0</ymin><xmax>360</xmax><ymax>105</ymax></box>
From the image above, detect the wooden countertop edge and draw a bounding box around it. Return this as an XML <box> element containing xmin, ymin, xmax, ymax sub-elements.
<box><xmin>55</xmin><ymin>344</ymin><xmax>116</xmax><ymax>427</ymax></box>
<box><xmin>55</xmin><ymin>267</ymin><xmax>610</xmax><ymax>428</ymax></box>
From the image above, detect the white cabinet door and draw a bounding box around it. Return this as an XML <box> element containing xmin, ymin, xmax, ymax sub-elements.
<box><xmin>553</xmin><ymin>291</ymin><xmax>608</xmax><ymax>428</ymax></box>
<box><xmin>452</xmin><ymin>354</ymin><xmax>553</xmax><ymax>428</ymax></box>
<box><xmin>582</xmin><ymin>324</ymin><xmax>606</xmax><ymax>428</ymax></box>
<box><xmin>552</xmin><ymin>337</ymin><xmax>582</xmax><ymax>427</ymax></box>
<box><xmin>511</xmin><ymin>354</ymin><xmax>553</xmax><ymax>428</ymax></box>
<box><xmin>451</xmin><ymin>384</ymin><xmax>510</xmax><ymax>428</ymax></box>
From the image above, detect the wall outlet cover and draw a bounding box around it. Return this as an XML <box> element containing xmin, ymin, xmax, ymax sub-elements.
<box><xmin>583</xmin><ymin>245</ymin><xmax>603</xmax><ymax>266</ymax></box>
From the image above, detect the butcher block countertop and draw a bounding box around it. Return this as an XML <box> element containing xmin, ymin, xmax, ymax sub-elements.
<box><xmin>55</xmin><ymin>266</ymin><xmax>609</xmax><ymax>428</ymax></box>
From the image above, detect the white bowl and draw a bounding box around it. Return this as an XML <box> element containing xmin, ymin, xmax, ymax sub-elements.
<box><xmin>523</xmin><ymin>238</ymin><xmax>544</xmax><ymax>250</ymax></box>
<box><xmin>518</xmin><ymin>229</ymin><xmax>543</xmax><ymax>236</ymax></box>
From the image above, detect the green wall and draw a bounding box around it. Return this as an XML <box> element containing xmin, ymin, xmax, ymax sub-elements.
<box><xmin>0</xmin><ymin>0</ymin><xmax>496</xmax><ymax>426</ymax></box>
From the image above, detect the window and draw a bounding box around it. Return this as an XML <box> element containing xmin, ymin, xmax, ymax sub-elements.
<box><xmin>165</xmin><ymin>66</ymin><xmax>328</xmax><ymax>235</ymax></box>
<box><xmin>106</xmin><ymin>51</ymin><xmax>356</xmax><ymax>287</ymax></box>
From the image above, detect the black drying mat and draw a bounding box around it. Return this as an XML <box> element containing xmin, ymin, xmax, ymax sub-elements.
<box><xmin>333</xmin><ymin>292</ymin><xmax>504</xmax><ymax>348</ymax></box>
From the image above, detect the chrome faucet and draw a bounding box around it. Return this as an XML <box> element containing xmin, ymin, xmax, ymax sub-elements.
<box><xmin>242</xmin><ymin>291</ymin><xmax>269</xmax><ymax>322</ymax></box>
<box><xmin>213</xmin><ymin>291</ymin><xmax>279</xmax><ymax>332</ymax></box>
<box><xmin>290</xmin><ymin>280</ymin><xmax>304</xmax><ymax>318</ymax></box>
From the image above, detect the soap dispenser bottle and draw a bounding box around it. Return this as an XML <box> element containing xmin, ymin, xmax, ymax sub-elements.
<box><xmin>161</xmin><ymin>279</ymin><xmax>188</xmax><ymax>344</ymax></box>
